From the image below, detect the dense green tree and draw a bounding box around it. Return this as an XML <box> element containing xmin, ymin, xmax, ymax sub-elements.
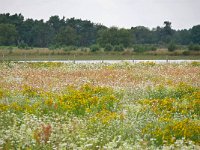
<box><xmin>161</xmin><ymin>21</ymin><xmax>174</xmax><ymax>43</ymax></box>
<box><xmin>97</xmin><ymin>27</ymin><xmax>131</xmax><ymax>47</ymax></box>
<box><xmin>55</xmin><ymin>26</ymin><xmax>78</xmax><ymax>46</ymax></box>
<box><xmin>30</xmin><ymin>20</ymin><xmax>53</xmax><ymax>47</ymax></box>
<box><xmin>173</xmin><ymin>29</ymin><xmax>191</xmax><ymax>45</ymax></box>
<box><xmin>0</xmin><ymin>23</ymin><xmax>18</xmax><ymax>45</ymax></box>
<box><xmin>66</xmin><ymin>18</ymin><xmax>102</xmax><ymax>46</ymax></box>
<box><xmin>131</xmin><ymin>26</ymin><xmax>152</xmax><ymax>44</ymax></box>
<box><xmin>0</xmin><ymin>13</ymin><xmax>200</xmax><ymax>48</ymax></box>
<box><xmin>104</xmin><ymin>43</ymin><xmax>113</xmax><ymax>51</ymax></box>
<box><xmin>47</xmin><ymin>16</ymin><xmax>65</xmax><ymax>32</ymax></box>
<box><xmin>168</xmin><ymin>41</ymin><xmax>177</xmax><ymax>51</ymax></box>
<box><xmin>0</xmin><ymin>13</ymin><xmax>24</xmax><ymax>29</ymax></box>
<box><xmin>191</xmin><ymin>25</ymin><xmax>200</xmax><ymax>44</ymax></box>
<box><xmin>19</xmin><ymin>19</ymin><xmax>35</xmax><ymax>46</ymax></box>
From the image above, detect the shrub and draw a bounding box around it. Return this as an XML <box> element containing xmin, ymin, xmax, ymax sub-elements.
<box><xmin>188</xmin><ymin>44</ymin><xmax>200</xmax><ymax>51</ymax></box>
<box><xmin>63</xmin><ymin>45</ymin><xmax>77</xmax><ymax>51</ymax></box>
<box><xmin>133</xmin><ymin>44</ymin><xmax>157</xmax><ymax>52</ymax></box>
<box><xmin>168</xmin><ymin>42</ymin><xmax>177</xmax><ymax>52</ymax></box>
<box><xmin>113</xmin><ymin>44</ymin><xmax>124</xmax><ymax>51</ymax></box>
<box><xmin>133</xmin><ymin>45</ymin><xmax>145</xmax><ymax>53</ymax></box>
<box><xmin>182</xmin><ymin>50</ymin><xmax>190</xmax><ymax>55</ymax></box>
<box><xmin>150</xmin><ymin>45</ymin><xmax>157</xmax><ymax>51</ymax></box>
<box><xmin>18</xmin><ymin>41</ymin><xmax>28</xmax><ymax>49</ymax></box>
<box><xmin>90</xmin><ymin>44</ymin><xmax>100</xmax><ymax>52</ymax></box>
<box><xmin>193</xmin><ymin>44</ymin><xmax>200</xmax><ymax>51</ymax></box>
<box><xmin>48</xmin><ymin>44</ymin><xmax>60</xmax><ymax>50</ymax></box>
<box><xmin>104</xmin><ymin>43</ymin><xmax>113</xmax><ymax>51</ymax></box>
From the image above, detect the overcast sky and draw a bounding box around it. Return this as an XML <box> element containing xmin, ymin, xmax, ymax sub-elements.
<box><xmin>0</xmin><ymin>0</ymin><xmax>199</xmax><ymax>29</ymax></box>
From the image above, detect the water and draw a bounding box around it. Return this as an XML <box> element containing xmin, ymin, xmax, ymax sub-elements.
<box><xmin>17</xmin><ymin>60</ymin><xmax>200</xmax><ymax>64</ymax></box>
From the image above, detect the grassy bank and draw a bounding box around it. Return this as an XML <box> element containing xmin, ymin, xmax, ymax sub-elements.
<box><xmin>0</xmin><ymin>62</ymin><xmax>200</xmax><ymax>149</ymax></box>
<box><xmin>0</xmin><ymin>47</ymin><xmax>199</xmax><ymax>61</ymax></box>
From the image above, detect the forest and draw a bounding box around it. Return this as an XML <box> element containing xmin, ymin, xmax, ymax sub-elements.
<box><xmin>0</xmin><ymin>13</ymin><xmax>200</xmax><ymax>51</ymax></box>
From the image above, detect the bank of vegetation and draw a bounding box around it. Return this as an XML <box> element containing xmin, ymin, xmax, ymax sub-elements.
<box><xmin>0</xmin><ymin>13</ymin><xmax>200</xmax><ymax>56</ymax></box>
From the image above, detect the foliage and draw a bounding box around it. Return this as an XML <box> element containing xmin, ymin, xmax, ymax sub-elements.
<box><xmin>133</xmin><ymin>44</ymin><xmax>157</xmax><ymax>52</ymax></box>
<box><xmin>63</xmin><ymin>45</ymin><xmax>77</xmax><ymax>51</ymax></box>
<box><xmin>17</xmin><ymin>41</ymin><xmax>29</xmax><ymax>49</ymax></box>
<box><xmin>168</xmin><ymin>42</ymin><xmax>177</xmax><ymax>51</ymax></box>
<box><xmin>97</xmin><ymin>27</ymin><xmax>132</xmax><ymax>47</ymax></box>
<box><xmin>0</xmin><ymin>13</ymin><xmax>200</xmax><ymax>48</ymax></box>
<box><xmin>113</xmin><ymin>44</ymin><xmax>124</xmax><ymax>51</ymax></box>
<box><xmin>0</xmin><ymin>23</ymin><xmax>18</xmax><ymax>46</ymax></box>
<box><xmin>191</xmin><ymin>25</ymin><xmax>200</xmax><ymax>44</ymax></box>
<box><xmin>48</xmin><ymin>44</ymin><xmax>60</xmax><ymax>50</ymax></box>
<box><xmin>55</xmin><ymin>26</ymin><xmax>78</xmax><ymax>46</ymax></box>
<box><xmin>131</xmin><ymin>26</ymin><xmax>152</xmax><ymax>44</ymax></box>
<box><xmin>104</xmin><ymin>43</ymin><xmax>113</xmax><ymax>51</ymax></box>
<box><xmin>182</xmin><ymin>50</ymin><xmax>190</xmax><ymax>55</ymax></box>
<box><xmin>188</xmin><ymin>43</ymin><xmax>200</xmax><ymax>51</ymax></box>
<box><xmin>90</xmin><ymin>44</ymin><xmax>101</xmax><ymax>52</ymax></box>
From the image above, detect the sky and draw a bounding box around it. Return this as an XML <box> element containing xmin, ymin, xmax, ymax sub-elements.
<box><xmin>0</xmin><ymin>0</ymin><xmax>200</xmax><ymax>30</ymax></box>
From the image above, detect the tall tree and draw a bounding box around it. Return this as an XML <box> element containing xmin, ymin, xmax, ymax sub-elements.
<box><xmin>173</xmin><ymin>29</ymin><xmax>191</xmax><ymax>45</ymax></box>
<box><xmin>0</xmin><ymin>23</ymin><xmax>18</xmax><ymax>45</ymax></box>
<box><xmin>30</xmin><ymin>20</ymin><xmax>53</xmax><ymax>47</ymax></box>
<box><xmin>131</xmin><ymin>26</ymin><xmax>152</xmax><ymax>44</ymax></box>
<box><xmin>97</xmin><ymin>27</ymin><xmax>132</xmax><ymax>47</ymax></box>
<box><xmin>55</xmin><ymin>26</ymin><xmax>78</xmax><ymax>46</ymax></box>
<box><xmin>161</xmin><ymin>21</ymin><xmax>174</xmax><ymax>43</ymax></box>
<box><xmin>47</xmin><ymin>16</ymin><xmax>65</xmax><ymax>31</ymax></box>
<box><xmin>191</xmin><ymin>25</ymin><xmax>200</xmax><ymax>44</ymax></box>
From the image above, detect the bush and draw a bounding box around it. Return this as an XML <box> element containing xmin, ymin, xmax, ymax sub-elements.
<box><xmin>63</xmin><ymin>45</ymin><xmax>77</xmax><ymax>51</ymax></box>
<box><xmin>90</xmin><ymin>44</ymin><xmax>100</xmax><ymax>52</ymax></box>
<box><xmin>133</xmin><ymin>45</ymin><xmax>146</xmax><ymax>52</ymax></box>
<box><xmin>168</xmin><ymin>42</ymin><xmax>177</xmax><ymax>52</ymax></box>
<box><xmin>104</xmin><ymin>43</ymin><xmax>113</xmax><ymax>51</ymax></box>
<box><xmin>113</xmin><ymin>44</ymin><xmax>124</xmax><ymax>51</ymax></box>
<box><xmin>48</xmin><ymin>44</ymin><xmax>60</xmax><ymax>50</ymax></box>
<box><xmin>188</xmin><ymin>44</ymin><xmax>200</xmax><ymax>51</ymax></box>
<box><xmin>150</xmin><ymin>45</ymin><xmax>157</xmax><ymax>51</ymax></box>
<box><xmin>182</xmin><ymin>50</ymin><xmax>190</xmax><ymax>56</ymax></box>
<box><xmin>18</xmin><ymin>41</ymin><xmax>28</xmax><ymax>49</ymax></box>
<box><xmin>133</xmin><ymin>44</ymin><xmax>157</xmax><ymax>53</ymax></box>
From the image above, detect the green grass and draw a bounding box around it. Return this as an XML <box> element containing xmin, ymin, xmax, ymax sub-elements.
<box><xmin>0</xmin><ymin>47</ymin><xmax>199</xmax><ymax>61</ymax></box>
<box><xmin>0</xmin><ymin>53</ymin><xmax>200</xmax><ymax>61</ymax></box>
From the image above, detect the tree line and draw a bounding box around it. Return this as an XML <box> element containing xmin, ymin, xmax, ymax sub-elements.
<box><xmin>0</xmin><ymin>13</ymin><xmax>200</xmax><ymax>50</ymax></box>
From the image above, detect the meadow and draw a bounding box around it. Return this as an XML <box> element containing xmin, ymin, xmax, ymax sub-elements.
<box><xmin>0</xmin><ymin>61</ymin><xmax>200</xmax><ymax>149</ymax></box>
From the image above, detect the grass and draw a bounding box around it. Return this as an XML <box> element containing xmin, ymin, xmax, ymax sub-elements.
<box><xmin>0</xmin><ymin>62</ymin><xmax>200</xmax><ymax>149</ymax></box>
<box><xmin>0</xmin><ymin>47</ymin><xmax>200</xmax><ymax>61</ymax></box>
<box><xmin>2</xmin><ymin>54</ymin><xmax>200</xmax><ymax>61</ymax></box>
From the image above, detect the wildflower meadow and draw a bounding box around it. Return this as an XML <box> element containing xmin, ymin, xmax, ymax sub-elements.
<box><xmin>0</xmin><ymin>61</ymin><xmax>199</xmax><ymax>149</ymax></box>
